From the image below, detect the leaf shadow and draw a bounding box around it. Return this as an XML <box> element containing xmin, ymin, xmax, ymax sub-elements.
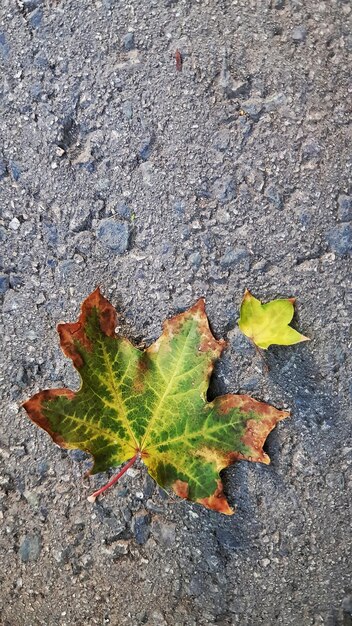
<box><xmin>205</xmin><ymin>340</ymin><xmax>341</xmax><ymax>548</ymax></box>
<box><xmin>207</xmin><ymin>358</ymin><xmax>230</xmax><ymax>402</ymax></box>
<box><xmin>264</xmin><ymin>343</ymin><xmax>340</xmax><ymax>429</ymax></box>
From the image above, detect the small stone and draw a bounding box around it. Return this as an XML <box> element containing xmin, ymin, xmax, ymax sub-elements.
<box><xmin>264</xmin><ymin>184</ymin><xmax>283</xmax><ymax>209</ymax></box>
<box><xmin>10</xmin><ymin>274</ymin><xmax>22</xmax><ymax>291</ymax></box>
<box><xmin>36</xmin><ymin>292</ymin><xmax>46</xmax><ymax>305</ymax></box>
<box><xmin>113</xmin><ymin>540</ymin><xmax>129</xmax><ymax>556</ymax></box>
<box><xmin>19</xmin><ymin>534</ymin><xmax>42</xmax><ymax>563</ymax></box>
<box><xmin>9</xmin><ymin>163</ymin><xmax>21</xmax><ymax>181</ymax></box>
<box><xmin>9</xmin><ymin>218</ymin><xmax>20</xmax><ymax>231</ymax></box>
<box><xmin>33</xmin><ymin>55</ymin><xmax>49</xmax><ymax>69</ymax></box>
<box><xmin>115</xmin><ymin>203</ymin><xmax>132</xmax><ymax>219</ymax></box>
<box><xmin>291</xmin><ymin>26</ymin><xmax>307</xmax><ymax>42</ymax></box>
<box><xmin>23</xmin><ymin>490</ymin><xmax>39</xmax><ymax>508</ymax></box>
<box><xmin>52</xmin><ymin>547</ymin><xmax>69</xmax><ymax>565</ymax></box>
<box><xmin>224</xmin><ymin>79</ymin><xmax>250</xmax><ymax>100</ymax></box>
<box><xmin>15</xmin><ymin>365</ymin><xmax>28</xmax><ymax>386</ymax></box>
<box><xmin>220</xmin><ymin>248</ymin><xmax>249</xmax><ymax>268</ymax></box>
<box><xmin>145</xmin><ymin>500</ymin><xmax>164</xmax><ymax>513</ymax></box>
<box><xmin>2</xmin><ymin>291</ymin><xmax>25</xmax><ymax>313</ymax></box>
<box><xmin>42</xmin><ymin>220</ymin><xmax>58</xmax><ymax>246</ymax></box>
<box><xmin>29</xmin><ymin>8</ymin><xmax>42</xmax><ymax>28</ymax></box>
<box><xmin>262</xmin><ymin>558</ymin><xmax>271</xmax><ymax>567</ymax></box>
<box><xmin>188</xmin><ymin>252</ymin><xmax>202</xmax><ymax>270</ymax></box>
<box><xmin>194</xmin><ymin>184</ymin><xmax>210</xmax><ymax>200</ymax></box>
<box><xmin>96</xmin><ymin>218</ymin><xmax>130</xmax><ymax>253</ymax></box>
<box><xmin>325</xmin><ymin>472</ymin><xmax>344</xmax><ymax>489</ymax></box>
<box><xmin>205</xmin><ymin>554</ymin><xmax>220</xmax><ymax>573</ymax></box>
<box><xmin>74</xmin><ymin>231</ymin><xmax>94</xmax><ymax>254</ymax></box>
<box><xmin>327</xmin><ymin>223</ymin><xmax>352</xmax><ymax>256</ymax></box>
<box><xmin>302</xmin><ymin>140</ymin><xmax>321</xmax><ymax>162</ymax></box>
<box><xmin>216</xmin><ymin>208</ymin><xmax>231</xmax><ymax>224</ymax></box>
<box><xmin>173</xmin><ymin>199</ymin><xmax>185</xmax><ymax>216</ymax></box>
<box><xmin>213</xmin><ymin>129</ymin><xmax>230</xmax><ymax>152</ymax></box>
<box><xmin>37</xmin><ymin>460</ymin><xmax>49</xmax><ymax>477</ymax></box>
<box><xmin>337</xmin><ymin>194</ymin><xmax>352</xmax><ymax>222</ymax></box>
<box><xmin>298</xmin><ymin>210</ymin><xmax>311</xmax><ymax>228</ymax></box>
<box><xmin>237</xmin><ymin>117</ymin><xmax>252</xmax><ymax>145</ymax></box>
<box><xmin>30</xmin><ymin>83</ymin><xmax>42</xmax><ymax>101</ymax></box>
<box><xmin>273</xmin><ymin>0</ymin><xmax>285</xmax><ymax>8</ymax></box>
<box><xmin>152</xmin><ymin>521</ymin><xmax>176</xmax><ymax>546</ymax></box>
<box><xmin>132</xmin><ymin>510</ymin><xmax>150</xmax><ymax>545</ymax></box>
<box><xmin>242</xmin><ymin>98</ymin><xmax>263</xmax><ymax>120</ymax></box>
<box><xmin>212</xmin><ymin>176</ymin><xmax>236</xmax><ymax>204</ymax></box>
<box><xmin>69</xmin><ymin>206</ymin><xmax>92</xmax><ymax>233</ymax></box>
<box><xmin>121</xmin><ymin>506</ymin><xmax>132</xmax><ymax>523</ymax></box>
<box><xmin>139</xmin><ymin>134</ymin><xmax>155</xmax><ymax>161</ymax></box>
<box><xmin>142</xmin><ymin>474</ymin><xmax>155</xmax><ymax>499</ymax></box>
<box><xmin>139</xmin><ymin>161</ymin><xmax>153</xmax><ymax>186</ymax></box>
<box><xmin>56</xmin><ymin>260</ymin><xmax>77</xmax><ymax>281</ymax></box>
<box><xmin>135</xmin><ymin>611</ymin><xmax>148</xmax><ymax>624</ymax></box>
<box><xmin>126</xmin><ymin>467</ymin><xmax>138</xmax><ymax>478</ymax></box>
<box><xmin>264</xmin><ymin>93</ymin><xmax>286</xmax><ymax>112</ymax></box>
<box><xmin>122</xmin><ymin>32</ymin><xmax>135</xmax><ymax>51</ymax></box>
<box><xmin>84</xmin><ymin>162</ymin><xmax>96</xmax><ymax>174</ymax></box>
<box><xmin>0</xmin><ymin>274</ymin><xmax>10</xmax><ymax>294</ymax></box>
<box><xmin>150</xmin><ymin>610</ymin><xmax>167</xmax><ymax>626</ymax></box>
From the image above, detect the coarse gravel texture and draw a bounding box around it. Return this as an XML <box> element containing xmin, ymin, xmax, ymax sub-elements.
<box><xmin>0</xmin><ymin>0</ymin><xmax>351</xmax><ymax>625</ymax></box>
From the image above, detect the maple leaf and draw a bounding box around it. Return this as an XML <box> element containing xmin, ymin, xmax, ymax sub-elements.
<box><xmin>239</xmin><ymin>289</ymin><xmax>309</xmax><ymax>350</ymax></box>
<box><xmin>23</xmin><ymin>289</ymin><xmax>288</xmax><ymax>515</ymax></box>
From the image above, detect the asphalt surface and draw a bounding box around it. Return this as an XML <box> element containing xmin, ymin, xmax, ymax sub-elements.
<box><xmin>0</xmin><ymin>0</ymin><xmax>351</xmax><ymax>625</ymax></box>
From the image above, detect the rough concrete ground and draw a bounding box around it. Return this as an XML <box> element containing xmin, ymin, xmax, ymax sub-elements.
<box><xmin>0</xmin><ymin>0</ymin><xmax>351</xmax><ymax>624</ymax></box>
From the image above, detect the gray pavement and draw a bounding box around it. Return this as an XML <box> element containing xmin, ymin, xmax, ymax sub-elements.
<box><xmin>0</xmin><ymin>0</ymin><xmax>351</xmax><ymax>625</ymax></box>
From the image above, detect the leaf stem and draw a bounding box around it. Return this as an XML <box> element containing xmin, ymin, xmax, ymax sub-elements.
<box><xmin>87</xmin><ymin>453</ymin><xmax>139</xmax><ymax>503</ymax></box>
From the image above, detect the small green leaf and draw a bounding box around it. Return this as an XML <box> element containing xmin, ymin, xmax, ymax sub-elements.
<box><xmin>239</xmin><ymin>289</ymin><xmax>309</xmax><ymax>350</ymax></box>
<box><xmin>23</xmin><ymin>289</ymin><xmax>289</xmax><ymax>515</ymax></box>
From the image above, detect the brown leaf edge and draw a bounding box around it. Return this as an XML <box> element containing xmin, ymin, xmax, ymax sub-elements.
<box><xmin>23</xmin><ymin>288</ymin><xmax>118</xmax><ymax>446</ymax></box>
<box><xmin>148</xmin><ymin>296</ymin><xmax>226</xmax><ymax>362</ymax></box>
<box><xmin>58</xmin><ymin>287</ymin><xmax>118</xmax><ymax>368</ymax></box>
<box><xmin>173</xmin><ymin>395</ymin><xmax>289</xmax><ymax>515</ymax></box>
<box><xmin>23</xmin><ymin>388</ymin><xmax>75</xmax><ymax>449</ymax></box>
